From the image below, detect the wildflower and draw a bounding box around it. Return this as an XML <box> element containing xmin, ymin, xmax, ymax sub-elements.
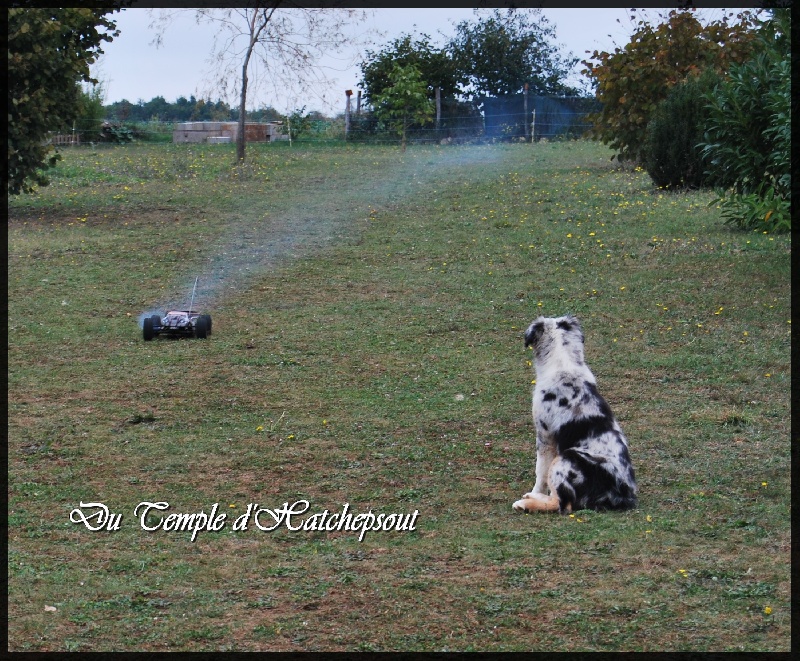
<box><xmin>256</xmin><ymin>426</ymin><xmax>264</xmax><ymax>432</ymax></box>
<box><xmin>764</xmin><ymin>606</ymin><xmax>772</xmax><ymax>615</ymax></box>
<box><xmin>646</xmin><ymin>515</ymin><xmax>653</xmax><ymax>523</ymax></box>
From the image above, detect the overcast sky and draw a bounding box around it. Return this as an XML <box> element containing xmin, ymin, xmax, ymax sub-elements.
<box><xmin>93</xmin><ymin>7</ymin><xmax>734</xmax><ymax>115</ymax></box>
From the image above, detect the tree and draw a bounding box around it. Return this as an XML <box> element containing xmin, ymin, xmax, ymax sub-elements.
<box><xmin>285</xmin><ymin>106</ymin><xmax>313</xmax><ymax>143</ymax></box>
<box><xmin>641</xmin><ymin>69</ymin><xmax>723</xmax><ymax>189</ymax></box>
<box><xmin>76</xmin><ymin>80</ymin><xmax>108</xmax><ymax>138</ymax></box>
<box><xmin>7</xmin><ymin>8</ymin><xmax>119</xmax><ymax>194</ymax></box>
<box><xmin>359</xmin><ymin>33</ymin><xmax>461</xmax><ymax>104</ymax></box>
<box><xmin>448</xmin><ymin>8</ymin><xmax>579</xmax><ymax>99</ymax></box>
<box><xmin>150</xmin><ymin>6</ymin><xmax>370</xmax><ymax>163</ymax></box>
<box><xmin>582</xmin><ymin>9</ymin><xmax>760</xmax><ymax>163</ymax></box>
<box><xmin>371</xmin><ymin>63</ymin><xmax>435</xmax><ymax>151</ymax></box>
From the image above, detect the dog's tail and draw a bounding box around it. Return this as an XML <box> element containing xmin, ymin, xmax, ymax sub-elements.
<box><xmin>512</xmin><ymin>495</ymin><xmax>562</xmax><ymax>513</ymax></box>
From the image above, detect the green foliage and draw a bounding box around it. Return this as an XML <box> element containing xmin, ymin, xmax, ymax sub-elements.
<box><xmin>286</xmin><ymin>107</ymin><xmax>313</xmax><ymax>142</ymax></box>
<box><xmin>77</xmin><ymin>81</ymin><xmax>107</xmax><ymax>134</ymax></box>
<box><xmin>642</xmin><ymin>69</ymin><xmax>722</xmax><ymax>189</ymax></box>
<box><xmin>583</xmin><ymin>9</ymin><xmax>759</xmax><ymax>163</ymax></box>
<box><xmin>449</xmin><ymin>8</ymin><xmax>579</xmax><ymax>98</ymax></box>
<box><xmin>371</xmin><ymin>64</ymin><xmax>435</xmax><ymax>151</ymax></box>
<box><xmin>6</xmin><ymin>8</ymin><xmax>119</xmax><ymax>194</ymax></box>
<box><xmin>104</xmin><ymin>96</ymin><xmax>289</xmax><ymax>124</ymax></box>
<box><xmin>701</xmin><ymin>9</ymin><xmax>791</xmax><ymax>232</ymax></box>
<box><xmin>714</xmin><ymin>186</ymin><xmax>791</xmax><ymax>234</ymax></box>
<box><xmin>360</xmin><ymin>33</ymin><xmax>461</xmax><ymax>104</ymax></box>
<box><xmin>99</xmin><ymin>123</ymin><xmax>135</xmax><ymax>144</ymax></box>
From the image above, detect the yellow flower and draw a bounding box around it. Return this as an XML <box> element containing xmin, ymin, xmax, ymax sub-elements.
<box><xmin>764</xmin><ymin>606</ymin><xmax>772</xmax><ymax>615</ymax></box>
<box><xmin>256</xmin><ymin>426</ymin><xmax>264</xmax><ymax>432</ymax></box>
<box><xmin>646</xmin><ymin>515</ymin><xmax>652</xmax><ymax>523</ymax></box>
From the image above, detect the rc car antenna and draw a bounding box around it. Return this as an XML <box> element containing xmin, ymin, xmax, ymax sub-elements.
<box><xmin>189</xmin><ymin>277</ymin><xmax>198</xmax><ymax>314</ymax></box>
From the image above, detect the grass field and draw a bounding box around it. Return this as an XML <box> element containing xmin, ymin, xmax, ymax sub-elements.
<box><xmin>7</xmin><ymin>140</ymin><xmax>791</xmax><ymax>652</ymax></box>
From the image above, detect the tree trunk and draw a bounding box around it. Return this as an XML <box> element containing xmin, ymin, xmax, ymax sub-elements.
<box><xmin>237</xmin><ymin>8</ymin><xmax>269</xmax><ymax>164</ymax></box>
<box><xmin>237</xmin><ymin>58</ymin><xmax>248</xmax><ymax>162</ymax></box>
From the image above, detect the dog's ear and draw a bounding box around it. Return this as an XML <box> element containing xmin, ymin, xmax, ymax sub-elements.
<box><xmin>564</xmin><ymin>315</ymin><xmax>584</xmax><ymax>343</ymax></box>
<box><xmin>556</xmin><ymin>315</ymin><xmax>582</xmax><ymax>333</ymax></box>
<box><xmin>524</xmin><ymin>320</ymin><xmax>545</xmax><ymax>348</ymax></box>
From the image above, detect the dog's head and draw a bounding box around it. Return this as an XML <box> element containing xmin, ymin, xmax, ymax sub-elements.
<box><xmin>524</xmin><ymin>315</ymin><xmax>585</xmax><ymax>364</ymax></box>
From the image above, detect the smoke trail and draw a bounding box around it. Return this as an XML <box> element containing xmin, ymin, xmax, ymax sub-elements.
<box><xmin>140</xmin><ymin>144</ymin><xmax>507</xmax><ymax>318</ymax></box>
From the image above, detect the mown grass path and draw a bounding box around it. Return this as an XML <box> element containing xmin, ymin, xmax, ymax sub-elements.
<box><xmin>8</xmin><ymin>141</ymin><xmax>790</xmax><ymax>652</ymax></box>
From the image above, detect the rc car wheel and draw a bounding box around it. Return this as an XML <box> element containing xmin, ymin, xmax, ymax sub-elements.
<box><xmin>195</xmin><ymin>315</ymin><xmax>209</xmax><ymax>339</ymax></box>
<box><xmin>150</xmin><ymin>314</ymin><xmax>161</xmax><ymax>328</ymax></box>
<box><xmin>143</xmin><ymin>317</ymin><xmax>155</xmax><ymax>341</ymax></box>
<box><xmin>201</xmin><ymin>314</ymin><xmax>212</xmax><ymax>334</ymax></box>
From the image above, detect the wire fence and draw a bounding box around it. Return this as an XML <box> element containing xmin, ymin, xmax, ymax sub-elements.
<box><xmin>49</xmin><ymin>108</ymin><xmax>598</xmax><ymax>148</ymax></box>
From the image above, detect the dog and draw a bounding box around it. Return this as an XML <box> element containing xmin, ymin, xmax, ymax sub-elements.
<box><xmin>513</xmin><ymin>315</ymin><xmax>637</xmax><ymax>514</ymax></box>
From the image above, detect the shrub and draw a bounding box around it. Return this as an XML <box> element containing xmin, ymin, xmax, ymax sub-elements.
<box><xmin>700</xmin><ymin>9</ymin><xmax>791</xmax><ymax>232</ymax></box>
<box><xmin>642</xmin><ymin>69</ymin><xmax>722</xmax><ymax>189</ymax></box>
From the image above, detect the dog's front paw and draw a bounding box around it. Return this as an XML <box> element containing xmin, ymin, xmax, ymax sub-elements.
<box><xmin>512</xmin><ymin>499</ymin><xmax>529</xmax><ymax>512</ymax></box>
<box><xmin>513</xmin><ymin>493</ymin><xmax>560</xmax><ymax>513</ymax></box>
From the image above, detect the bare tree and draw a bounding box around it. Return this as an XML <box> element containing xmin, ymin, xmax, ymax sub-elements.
<box><xmin>150</xmin><ymin>4</ymin><xmax>371</xmax><ymax>162</ymax></box>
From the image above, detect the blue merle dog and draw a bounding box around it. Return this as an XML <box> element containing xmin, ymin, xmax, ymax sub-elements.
<box><xmin>513</xmin><ymin>315</ymin><xmax>638</xmax><ymax>514</ymax></box>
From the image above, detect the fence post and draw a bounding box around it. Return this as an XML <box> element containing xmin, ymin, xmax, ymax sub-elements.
<box><xmin>435</xmin><ymin>86</ymin><xmax>441</xmax><ymax>135</ymax></box>
<box><xmin>344</xmin><ymin>89</ymin><xmax>352</xmax><ymax>140</ymax></box>
<box><xmin>356</xmin><ymin>90</ymin><xmax>362</xmax><ymax>116</ymax></box>
<box><xmin>531</xmin><ymin>109</ymin><xmax>536</xmax><ymax>143</ymax></box>
<box><xmin>523</xmin><ymin>83</ymin><xmax>530</xmax><ymax>143</ymax></box>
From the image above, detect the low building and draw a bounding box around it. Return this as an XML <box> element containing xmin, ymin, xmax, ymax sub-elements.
<box><xmin>172</xmin><ymin>121</ymin><xmax>287</xmax><ymax>144</ymax></box>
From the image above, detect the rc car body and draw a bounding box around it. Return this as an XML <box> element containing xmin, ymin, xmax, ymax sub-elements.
<box><xmin>142</xmin><ymin>278</ymin><xmax>212</xmax><ymax>341</ymax></box>
<box><xmin>143</xmin><ymin>310</ymin><xmax>212</xmax><ymax>340</ymax></box>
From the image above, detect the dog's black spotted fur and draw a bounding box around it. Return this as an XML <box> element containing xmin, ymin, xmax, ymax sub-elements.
<box><xmin>514</xmin><ymin>315</ymin><xmax>638</xmax><ymax>514</ymax></box>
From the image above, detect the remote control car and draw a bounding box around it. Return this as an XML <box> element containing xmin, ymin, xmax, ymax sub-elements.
<box><xmin>142</xmin><ymin>310</ymin><xmax>212</xmax><ymax>340</ymax></box>
<box><xmin>142</xmin><ymin>277</ymin><xmax>212</xmax><ymax>341</ymax></box>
